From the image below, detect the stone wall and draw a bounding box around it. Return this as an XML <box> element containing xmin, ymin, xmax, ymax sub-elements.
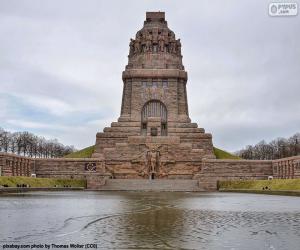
<box><xmin>34</xmin><ymin>158</ymin><xmax>110</xmax><ymax>189</ymax></box>
<box><xmin>195</xmin><ymin>159</ymin><xmax>273</xmax><ymax>190</ymax></box>
<box><xmin>0</xmin><ymin>153</ymin><xmax>109</xmax><ymax>189</ymax></box>
<box><xmin>1</xmin><ymin>152</ymin><xmax>300</xmax><ymax>191</ymax></box>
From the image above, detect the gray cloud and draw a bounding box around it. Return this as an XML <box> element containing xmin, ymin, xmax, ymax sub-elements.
<box><xmin>0</xmin><ymin>0</ymin><xmax>299</xmax><ymax>151</ymax></box>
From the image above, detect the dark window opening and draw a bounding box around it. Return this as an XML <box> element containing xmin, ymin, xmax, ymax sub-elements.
<box><xmin>151</xmin><ymin>127</ymin><xmax>158</xmax><ymax>136</ymax></box>
<box><xmin>141</xmin><ymin>123</ymin><xmax>147</xmax><ymax>136</ymax></box>
<box><xmin>161</xmin><ymin>123</ymin><xmax>167</xmax><ymax>136</ymax></box>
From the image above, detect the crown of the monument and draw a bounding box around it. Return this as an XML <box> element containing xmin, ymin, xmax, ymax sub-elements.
<box><xmin>125</xmin><ymin>11</ymin><xmax>184</xmax><ymax>71</ymax></box>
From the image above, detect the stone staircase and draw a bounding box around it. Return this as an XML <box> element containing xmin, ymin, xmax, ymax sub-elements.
<box><xmin>93</xmin><ymin>179</ymin><xmax>204</xmax><ymax>192</ymax></box>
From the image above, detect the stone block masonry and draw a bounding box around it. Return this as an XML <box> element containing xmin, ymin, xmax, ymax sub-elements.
<box><xmin>0</xmin><ymin>153</ymin><xmax>34</xmax><ymax>177</ymax></box>
<box><xmin>195</xmin><ymin>159</ymin><xmax>274</xmax><ymax>191</ymax></box>
<box><xmin>91</xmin><ymin>12</ymin><xmax>216</xmax><ymax>179</ymax></box>
<box><xmin>1</xmin><ymin>152</ymin><xmax>299</xmax><ymax>191</ymax></box>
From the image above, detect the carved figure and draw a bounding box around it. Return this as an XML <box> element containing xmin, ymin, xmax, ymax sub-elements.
<box><xmin>176</xmin><ymin>39</ymin><xmax>181</xmax><ymax>55</ymax></box>
<box><xmin>158</xmin><ymin>33</ymin><xmax>165</xmax><ymax>52</ymax></box>
<box><xmin>146</xmin><ymin>33</ymin><xmax>152</xmax><ymax>52</ymax></box>
<box><xmin>147</xmin><ymin>148</ymin><xmax>160</xmax><ymax>173</ymax></box>
<box><xmin>129</xmin><ymin>38</ymin><xmax>135</xmax><ymax>56</ymax></box>
<box><xmin>170</xmin><ymin>41</ymin><xmax>176</xmax><ymax>53</ymax></box>
<box><xmin>134</xmin><ymin>37</ymin><xmax>141</xmax><ymax>53</ymax></box>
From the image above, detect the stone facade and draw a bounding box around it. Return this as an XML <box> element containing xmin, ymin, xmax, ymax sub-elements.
<box><xmin>92</xmin><ymin>12</ymin><xmax>215</xmax><ymax>179</ymax></box>
<box><xmin>1</xmin><ymin>12</ymin><xmax>299</xmax><ymax>191</ymax></box>
<box><xmin>195</xmin><ymin>159</ymin><xmax>274</xmax><ymax>190</ymax></box>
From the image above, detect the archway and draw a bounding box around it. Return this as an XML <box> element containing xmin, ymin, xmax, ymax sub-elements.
<box><xmin>141</xmin><ymin>100</ymin><xmax>167</xmax><ymax>136</ymax></box>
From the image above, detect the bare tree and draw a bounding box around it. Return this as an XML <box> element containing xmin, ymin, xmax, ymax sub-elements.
<box><xmin>236</xmin><ymin>133</ymin><xmax>300</xmax><ymax>160</ymax></box>
<box><xmin>0</xmin><ymin>127</ymin><xmax>76</xmax><ymax>158</ymax></box>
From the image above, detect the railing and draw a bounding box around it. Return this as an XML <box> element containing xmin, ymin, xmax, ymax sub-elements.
<box><xmin>0</xmin><ymin>153</ymin><xmax>34</xmax><ymax>177</ymax></box>
<box><xmin>272</xmin><ymin>156</ymin><xmax>300</xmax><ymax>179</ymax></box>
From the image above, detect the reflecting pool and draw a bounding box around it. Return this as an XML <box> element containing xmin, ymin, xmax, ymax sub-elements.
<box><xmin>0</xmin><ymin>191</ymin><xmax>300</xmax><ymax>249</ymax></box>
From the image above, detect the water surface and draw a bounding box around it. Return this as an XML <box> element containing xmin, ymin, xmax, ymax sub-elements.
<box><xmin>0</xmin><ymin>191</ymin><xmax>299</xmax><ymax>250</ymax></box>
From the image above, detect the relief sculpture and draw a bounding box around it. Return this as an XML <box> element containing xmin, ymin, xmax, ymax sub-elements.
<box><xmin>146</xmin><ymin>148</ymin><xmax>161</xmax><ymax>178</ymax></box>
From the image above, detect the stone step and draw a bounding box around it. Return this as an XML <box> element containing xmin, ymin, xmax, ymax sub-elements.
<box><xmin>93</xmin><ymin>179</ymin><xmax>205</xmax><ymax>192</ymax></box>
<box><xmin>168</xmin><ymin>127</ymin><xmax>205</xmax><ymax>133</ymax></box>
<box><xmin>110</xmin><ymin>121</ymin><xmax>200</xmax><ymax>128</ymax></box>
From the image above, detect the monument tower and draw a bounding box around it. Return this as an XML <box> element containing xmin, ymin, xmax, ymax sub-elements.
<box><xmin>92</xmin><ymin>12</ymin><xmax>215</xmax><ymax>179</ymax></box>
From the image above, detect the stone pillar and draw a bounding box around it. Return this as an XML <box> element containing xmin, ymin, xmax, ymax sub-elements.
<box><xmin>177</xmin><ymin>80</ymin><xmax>189</xmax><ymax>120</ymax></box>
<box><xmin>15</xmin><ymin>160</ymin><xmax>19</xmax><ymax>176</ymax></box>
<box><xmin>11</xmin><ymin>160</ymin><xmax>14</xmax><ymax>176</ymax></box>
<box><xmin>292</xmin><ymin>161</ymin><xmax>295</xmax><ymax>179</ymax></box>
<box><xmin>26</xmin><ymin>160</ymin><xmax>30</xmax><ymax>176</ymax></box>
<box><xmin>120</xmin><ymin>79</ymin><xmax>132</xmax><ymax>117</ymax></box>
<box><xmin>0</xmin><ymin>155</ymin><xmax>3</xmax><ymax>176</ymax></box>
<box><xmin>20</xmin><ymin>159</ymin><xmax>23</xmax><ymax>176</ymax></box>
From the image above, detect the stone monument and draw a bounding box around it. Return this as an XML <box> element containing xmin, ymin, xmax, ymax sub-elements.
<box><xmin>92</xmin><ymin>12</ymin><xmax>215</xmax><ymax>179</ymax></box>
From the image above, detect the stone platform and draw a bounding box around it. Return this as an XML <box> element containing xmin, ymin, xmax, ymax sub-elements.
<box><xmin>91</xmin><ymin>179</ymin><xmax>204</xmax><ymax>192</ymax></box>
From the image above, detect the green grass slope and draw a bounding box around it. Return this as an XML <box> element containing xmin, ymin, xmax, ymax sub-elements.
<box><xmin>218</xmin><ymin>179</ymin><xmax>300</xmax><ymax>191</ymax></box>
<box><xmin>65</xmin><ymin>145</ymin><xmax>239</xmax><ymax>160</ymax></box>
<box><xmin>65</xmin><ymin>145</ymin><xmax>95</xmax><ymax>158</ymax></box>
<box><xmin>0</xmin><ymin>176</ymin><xmax>85</xmax><ymax>188</ymax></box>
<box><xmin>213</xmin><ymin>147</ymin><xmax>240</xmax><ymax>160</ymax></box>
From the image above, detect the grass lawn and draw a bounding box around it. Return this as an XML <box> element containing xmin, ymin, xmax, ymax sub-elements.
<box><xmin>0</xmin><ymin>176</ymin><xmax>86</xmax><ymax>188</ymax></box>
<box><xmin>64</xmin><ymin>145</ymin><xmax>95</xmax><ymax>158</ymax></box>
<box><xmin>213</xmin><ymin>147</ymin><xmax>240</xmax><ymax>160</ymax></box>
<box><xmin>218</xmin><ymin>179</ymin><xmax>300</xmax><ymax>191</ymax></box>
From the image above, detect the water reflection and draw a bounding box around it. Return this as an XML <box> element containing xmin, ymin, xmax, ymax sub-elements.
<box><xmin>0</xmin><ymin>191</ymin><xmax>300</xmax><ymax>250</ymax></box>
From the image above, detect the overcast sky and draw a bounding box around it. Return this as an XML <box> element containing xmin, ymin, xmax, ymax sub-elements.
<box><xmin>0</xmin><ymin>0</ymin><xmax>299</xmax><ymax>152</ymax></box>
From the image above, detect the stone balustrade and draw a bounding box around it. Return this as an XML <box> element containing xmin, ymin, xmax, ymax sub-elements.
<box><xmin>272</xmin><ymin>156</ymin><xmax>300</xmax><ymax>179</ymax></box>
<box><xmin>0</xmin><ymin>153</ymin><xmax>34</xmax><ymax>177</ymax></box>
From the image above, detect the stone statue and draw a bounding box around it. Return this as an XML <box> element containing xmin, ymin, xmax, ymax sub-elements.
<box><xmin>147</xmin><ymin>148</ymin><xmax>160</xmax><ymax>173</ymax></box>
<box><xmin>158</xmin><ymin>33</ymin><xmax>165</xmax><ymax>52</ymax></box>
<box><xmin>176</xmin><ymin>39</ymin><xmax>181</xmax><ymax>55</ymax></box>
<box><xmin>146</xmin><ymin>33</ymin><xmax>152</xmax><ymax>52</ymax></box>
<box><xmin>134</xmin><ymin>37</ymin><xmax>141</xmax><ymax>53</ymax></box>
<box><xmin>170</xmin><ymin>40</ymin><xmax>176</xmax><ymax>53</ymax></box>
<box><xmin>129</xmin><ymin>38</ymin><xmax>135</xmax><ymax>56</ymax></box>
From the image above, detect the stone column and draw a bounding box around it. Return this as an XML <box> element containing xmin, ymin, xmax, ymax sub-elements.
<box><xmin>20</xmin><ymin>159</ymin><xmax>23</xmax><ymax>176</ymax></box>
<box><xmin>11</xmin><ymin>160</ymin><xmax>14</xmax><ymax>176</ymax></box>
<box><xmin>120</xmin><ymin>79</ymin><xmax>132</xmax><ymax>117</ymax></box>
<box><xmin>292</xmin><ymin>161</ymin><xmax>295</xmax><ymax>179</ymax></box>
<box><xmin>0</xmin><ymin>155</ymin><xmax>3</xmax><ymax>176</ymax></box>
<box><xmin>26</xmin><ymin>160</ymin><xmax>30</xmax><ymax>176</ymax></box>
<box><xmin>177</xmin><ymin>80</ymin><xmax>189</xmax><ymax>118</ymax></box>
<box><xmin>278</xmin><ymin>162</ymin><xmax>281</xmax><ymax>179</ymax></box>
<box><xmin>16</xmin><ymin>160</ymin><xmax>19</xmax><ymax>176</ymax></box>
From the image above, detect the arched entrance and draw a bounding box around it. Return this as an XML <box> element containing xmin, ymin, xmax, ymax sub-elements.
<box><xmin>141</xmin><ymin>100</ymin><xmax>167</xmax><ymax>136</ymax></box>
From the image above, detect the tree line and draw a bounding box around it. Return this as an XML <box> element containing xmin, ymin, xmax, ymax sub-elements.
<box><xmin>236</xmin><ymin>132</ymin><xmax>300</xmax><ymax>160</ymax></box>
<box><xmin>0</xmin><ymin>128</ymin><xmax>76</xmax><ymax>158</ymax></box>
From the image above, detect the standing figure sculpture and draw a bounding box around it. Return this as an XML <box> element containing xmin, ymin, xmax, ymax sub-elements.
<box><xmin>158</xmin><ymin>33</ymin><xmax>165</xmax><ymax>52</ymax></box>
<box><xmin>146</xmin><ymin>148</ymin><xmax>160</xmax><ymax>178</ymax></box>
<box><xmin>129</xmin><ymin>38</ymin><xmax>135</xmax><ymax>56</ymax></box>
<box><xmin>134</xmin><ymin>37</ymin><xmax>141</xmax><ymax>53</ymax></box>
<box><xmin>146</xmin><ymin>32</ymin><xmax>152</xmax><ymax>52</ymax></box>
<box><xmin>176</xmin><ymin>39</ymin><xmax>181</xmax><ymax>55</ymax></box>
